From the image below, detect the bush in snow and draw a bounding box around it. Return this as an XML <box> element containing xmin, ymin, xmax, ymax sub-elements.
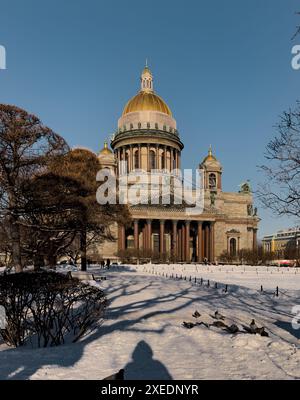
<box><xmin>0</xmin><ymin>271</ymin><xmax>107</xmax><ymax>347</ymax></box>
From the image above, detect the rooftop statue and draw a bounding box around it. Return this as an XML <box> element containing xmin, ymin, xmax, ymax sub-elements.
<box><xmin>239</xmin><ymin>180</ymin><xmax>251</xmax><ymax>193</ymax></box>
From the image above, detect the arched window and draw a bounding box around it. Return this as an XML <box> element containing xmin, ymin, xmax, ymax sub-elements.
<box><xmin>173</xmin><ymin>151</ymin><xmax>177</xmax><ymax>170</ymax></box>
<box><xmin>134</xmin><ymin>150</ymin><xmax>139</xmax><ymax>169</ymax></box>
<box><xmin>149</xmin><ymin>150</ymin><xmax>156</xmax><ymax>170</ymax></box>
<box><xmin>161</xmin><ymin>152</ymin><xmax>165</xmax><ymax>169</ymax></box>
<box><xmin>230</xmin><ymin>238</ymin><xmax>237</xmax><ymax>257</ymax></box>
<box><xmin>209</xmin><ymin>173</ymin><xmax>217</xmax><ymax>190</ymax></box>
<box><xmin>125</xmin><ymin>153</ymin><xmax>129</xmax><ymax>173</ymax></box>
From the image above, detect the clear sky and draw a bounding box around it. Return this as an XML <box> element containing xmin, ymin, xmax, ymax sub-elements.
<box><xmin>0</xmin><ymin>0</ymin><xmax>299</xmax><ymax>238</ymax></box>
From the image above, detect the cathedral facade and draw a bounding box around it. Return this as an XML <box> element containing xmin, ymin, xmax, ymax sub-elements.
<box><xmin>97</xmin><ymin>66</ymin><xmax>259</xmax><ymax>263</ymax></box>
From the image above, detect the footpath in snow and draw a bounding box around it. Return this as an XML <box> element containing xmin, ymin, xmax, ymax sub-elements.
<box><xmin>0</xmin><ymin>264</ymin><xmax>299</xmax><ymax>380</ymax></box>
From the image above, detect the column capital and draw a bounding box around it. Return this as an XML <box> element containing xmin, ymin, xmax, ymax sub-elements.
<box><xmin>160</xmin><ymin>219</ymin><xmax>165</xmax><ymax>225</ymax></box>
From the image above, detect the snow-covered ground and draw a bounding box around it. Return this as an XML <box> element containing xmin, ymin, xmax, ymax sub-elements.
<box><xmin>137</xmin><ymin>263</ymin><xmax>300</xmax><ymax>291</ymax></box>
<box><xmin>0</xmin><ymin>264</ymin><xmax>299</xmax><ymax>380</ymax></box>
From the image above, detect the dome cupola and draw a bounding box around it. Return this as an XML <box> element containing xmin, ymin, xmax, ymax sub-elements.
<box><xmin>122</xmin><ymin>65</ymin><xmax>172</xmax><ymax>117</ymax></box>
<box><xmin>117</xmin><ymin>64</ymin><xmax>177</xmax><ymax>133</ymax></box>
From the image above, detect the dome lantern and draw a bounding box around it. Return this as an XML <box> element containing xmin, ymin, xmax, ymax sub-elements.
<box><xmin>141</xmin><ymin>62</ymin><xmax>154</xmax><ymax>93</ymax></box>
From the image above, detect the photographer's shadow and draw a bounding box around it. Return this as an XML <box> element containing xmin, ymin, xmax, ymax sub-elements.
<box><xmin>124</xmin><ymin>340</ymin><xmax>172</xmax><ymax>380</ymax></box>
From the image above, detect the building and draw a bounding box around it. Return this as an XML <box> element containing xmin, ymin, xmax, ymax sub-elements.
<box><xmin>96</xmin><ymin>66</ymin><xmax>259</xmax><ymax>262</ymax></box>
<box><xmin>262</xmin><ymin>227</ymin><xmax>300</xmax><ymax>257</ymax></box>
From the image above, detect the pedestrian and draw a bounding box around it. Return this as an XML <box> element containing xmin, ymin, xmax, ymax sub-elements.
<box><xmin>106</xmin><ymin>258</ymin><xmax>111</xmax><ymax>269</ymax></box>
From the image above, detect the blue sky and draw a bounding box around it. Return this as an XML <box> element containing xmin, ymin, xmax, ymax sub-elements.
<box><xmin>0</xmin><ymin>0</ymin><xmax>299</xmax><ymax>237</ymax></box>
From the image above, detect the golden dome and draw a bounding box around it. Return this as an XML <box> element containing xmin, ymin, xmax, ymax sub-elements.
<box><xmin>122</xmin><ymin>65</ymin><xmax>172</xmax><ymax>117</ymax></box>
<box><xmin>122</xmin><ymin>91</ymin><xmax>172</xmax><ymax>117</ymax></box>
<box><xmin>203</xmin><ymin>146</ymin><xmax>217</xmax><ymax>162</ymax></box>
<box><xmin>99</xmin><ymin>141</ymin><xmax>113</xmax><ymax>155</ymax></box>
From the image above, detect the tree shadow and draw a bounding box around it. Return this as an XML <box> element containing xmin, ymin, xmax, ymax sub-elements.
<box><xmin>0</xmin><ymin>270</ymin><xmax>299</xmax><ymax>380</ymax></box>
<box><xmin>0</xmin><ymin>274</ymin><xmax>193</xmax><ymax>380</ymax></box>
<box><xmin>274</xmin><ymin>320</ymin><xmax>300</xmax><ymax>340</ymax></box>
<box><xmin>124</xmin><ymin>340</ymin><xmax>172</xmax><ymax>380</ymax></box>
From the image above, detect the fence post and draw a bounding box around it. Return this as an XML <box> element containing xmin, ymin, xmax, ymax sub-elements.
<box><xmin>276</xmin><ymin>286</ymin><xmax>279</xmax><ymax>297</ymax></box>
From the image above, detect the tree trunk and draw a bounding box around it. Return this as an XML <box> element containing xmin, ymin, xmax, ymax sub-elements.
<box><xmin>45</xmin><ymin>254</ymin><xmax>57</xmax><ymax>270</ymax></box>
<box><xmin>80</xmin><ymin>229</ymin><xmax>87</xmax><ymax>271</ymax></box>
<box><xmin>33</xmin><ymin>254</ymin><xmax>44</xmax><ymax>271</ymax></box>
<box><xmin>10</xmin><ymin>217</ymin><xmax>22</xmax><ymax>273</ymax></box>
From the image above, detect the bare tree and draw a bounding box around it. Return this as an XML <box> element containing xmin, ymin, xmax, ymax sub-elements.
<box><xmin>258</xmin><ymin>103</ymin><xmax>300</xmax><ymax>219</ymax></box>
<box><xmin>0</xmin><ymin>105</ymin><xmax>69</xmax><ymax>272</ymax></box>
<box><xmin>292</xmin><ymin>11</ymin><xmax>300</xmax><ymax>39</ymax></box>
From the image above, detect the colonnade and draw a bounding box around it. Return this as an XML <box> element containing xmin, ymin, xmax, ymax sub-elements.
<box><xmin>118</xmin><ymin>219</ymin><xmax>215</xmax><ymax>262</ymax></box>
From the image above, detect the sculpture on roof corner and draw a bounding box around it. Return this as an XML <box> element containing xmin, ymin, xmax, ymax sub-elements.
<box><xmin>239</xmin><ymin>180</ymin><xmax>251</xmax><ymax>194</ymax></box>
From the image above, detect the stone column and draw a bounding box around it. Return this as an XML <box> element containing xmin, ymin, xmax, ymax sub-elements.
<box><xmin>197</xmin><ymin>221</ymin><xmax>203</xmax><ymax>262</ymax></box>
<box><xmin>156</xmin><ymin>144</ymin><xmax>159</xmax><ymax>170</ymax></box>
<box><xmin>205</xmin><ymin>224</ymin><xmax>209</xmax><ymax>260</ymax></box>
<box><xmin>172</xmin><ymin>220</ymin><xmax>178</xmax><ymax>260</ymax></box>
<box><xmin>134</xmin><ymin>220</ymin><xmax>139</xmax><ymax>250</ymax></box>
<box><xmin>185</xmin><ymin>221</ymin><xmax>190</xmax><ymax>262</ymax></box>
<box><xmin>160</xmin><ymin>220</ymin><xmax>165</xmax><ymax>255</ymax></box>
<box><xmin>181</xmin><ymin>223</ymin><xmax>186</xmax><ymax>262</ymax></box>
<box><xmin>175</xmin><ymin>150</ymin><xmax>178</xmax><ymax>170</ymax></box>
<box><xmin>253</xmin><ymin>229</ymin><xmax>258</xmax><ymax>251</ymax></box>
<box><xmin>178</xmin><ymin>227</ymin><xmax>182</xmax><ymax>261</ymax></box>
<box><xmin>147</xmin><ymin>219</ymin><xmax>152</xmax><ymax>251</ymax></box>
<box><xmin>210</xmin><ymin>222</ymin><xmax>215</xmax><ymax>263</ymax></box>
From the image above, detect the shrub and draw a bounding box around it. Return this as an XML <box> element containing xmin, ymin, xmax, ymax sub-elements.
<box><xmin>0</xmin><ymin>271</ymin><xmax>107</xmax><ymax>347</ymax></box>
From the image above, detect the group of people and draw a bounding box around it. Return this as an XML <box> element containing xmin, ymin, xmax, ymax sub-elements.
<box><xmin>100</xmin><ymin>259</ymin><xmax>111</xmax><ymax>269</ymax></box>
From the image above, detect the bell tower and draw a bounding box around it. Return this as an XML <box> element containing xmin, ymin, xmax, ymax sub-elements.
<box><xmin>199</xmin><ymin>146</ymin><xmax>222</xmax><ymax>192</ymax></box>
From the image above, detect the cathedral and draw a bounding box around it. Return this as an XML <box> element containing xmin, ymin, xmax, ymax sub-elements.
<box><xmin>96</xmin><ymin>66</ymin><xmax>259</xmax><ymax>263</ymax></box>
